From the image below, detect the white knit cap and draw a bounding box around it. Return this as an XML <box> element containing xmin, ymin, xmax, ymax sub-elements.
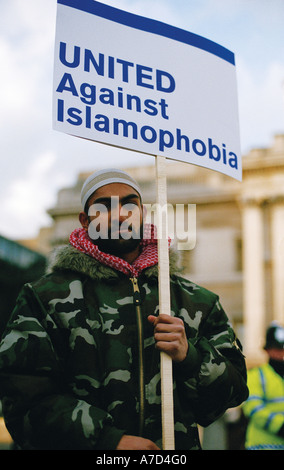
<box><xmin>81</xmin><ymin>168</ymin><xmax>142</xmax><ymax>209</ymax></box>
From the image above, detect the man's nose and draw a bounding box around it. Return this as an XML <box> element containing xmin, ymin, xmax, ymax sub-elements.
<box><xmin>119</xmin><ymin>203</ymin><xmax>130</xmax><ymax>220</ymax></box>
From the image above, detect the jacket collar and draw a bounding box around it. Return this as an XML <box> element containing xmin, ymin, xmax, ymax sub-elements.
<box><xmin>47</xmin><ymin>244</ymin><xmax>181</xmax><ymax>281</ymax></box>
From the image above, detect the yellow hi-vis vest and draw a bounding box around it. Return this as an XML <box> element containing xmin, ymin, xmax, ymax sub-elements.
<box><xmin>242</xmin><ymin>363</ymin><xmax>284</xmax><ymax>450</ymax></box>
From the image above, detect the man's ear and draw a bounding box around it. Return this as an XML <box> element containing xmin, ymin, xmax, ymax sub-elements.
<box><xmin>79</xmin><ymin>211</ymin><xmax>89</xmax><ymax>230</ymax></box>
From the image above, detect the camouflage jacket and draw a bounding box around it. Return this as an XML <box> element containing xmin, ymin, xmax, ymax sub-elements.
<box><xmin>0</xmin><ymin>246</ymin><xmax>248</xmax><ymax>450</ymax></box>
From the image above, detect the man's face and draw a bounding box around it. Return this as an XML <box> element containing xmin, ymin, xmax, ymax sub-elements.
<box><xmin>266</xmin><ymin>348</ymin><xmax>284</xmax><ymax>362</ymax></box>
<box><xmin>83</xmin><ymin>183</ymin><xmax>144</xmax><ymax>256</ymax></box>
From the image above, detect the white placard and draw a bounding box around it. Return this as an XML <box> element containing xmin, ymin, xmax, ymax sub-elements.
<box><xmin>53</xmin><ymin>0</ymin><xmax>242</xmax><ymax>180</ymax></box>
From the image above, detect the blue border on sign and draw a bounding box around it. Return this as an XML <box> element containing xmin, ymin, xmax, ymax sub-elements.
<box><xmin>57</xmin><ymin>0</ymin><xmax>235</xmax><ymax>65</ymax></box>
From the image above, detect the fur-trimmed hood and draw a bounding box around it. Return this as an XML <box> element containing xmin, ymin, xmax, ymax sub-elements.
<box><xmin>47</xmin><ymin>244</ymin><xmax>181</xmax><ymax>281</ymax></box>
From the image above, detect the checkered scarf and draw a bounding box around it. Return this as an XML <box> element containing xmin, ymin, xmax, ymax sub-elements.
<box><xmin>69</xmin><ymin>224</ymin><xmax>171</xmax><ymax>278</ymax></box>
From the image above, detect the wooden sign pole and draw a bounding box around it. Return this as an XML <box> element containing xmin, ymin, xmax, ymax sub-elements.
<box><xmin>155</xmin><ymin>155</ymin><xmax>175</xmax><ymax>450</ymax></box>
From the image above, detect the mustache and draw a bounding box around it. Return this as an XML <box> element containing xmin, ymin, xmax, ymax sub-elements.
<box><xmin>108</xmin><ymin>221</ymin><xmax>143</xmax><ymax>239</ymax></box>
<box><xmin>87</xmin><ymin>215</ymin><xmax>144</xmax><ymax>241</ymax></box>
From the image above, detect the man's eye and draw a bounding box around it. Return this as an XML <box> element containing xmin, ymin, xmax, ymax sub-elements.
<box><xmin>126</xmin><ymin>200</ymin><xmax>139</xmax><ymax>206</ymax></box>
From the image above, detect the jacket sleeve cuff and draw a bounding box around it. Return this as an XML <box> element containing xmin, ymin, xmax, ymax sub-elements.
<box><xmin>173</xmin><ymin>339</ymin><xmax>202</xmax><ymax>380</ymax></box>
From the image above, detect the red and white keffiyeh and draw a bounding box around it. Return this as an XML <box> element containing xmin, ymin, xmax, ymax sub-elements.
<box><xmin>69</xmin><ymin>223</ymin><xmax>171</xmax><ymax>278</ymax></box>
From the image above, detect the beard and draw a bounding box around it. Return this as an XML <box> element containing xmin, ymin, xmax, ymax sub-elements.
<box><xmin>91</xmin><ymin>220</ymin><xmax>144</xmax><ymax>257</ymax></box>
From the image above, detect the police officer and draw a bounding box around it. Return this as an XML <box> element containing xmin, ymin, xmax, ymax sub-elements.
<box><xmin>243</xmin><ymin>322</ymin><xmax>284</xmax><ymax>450</ymax></box>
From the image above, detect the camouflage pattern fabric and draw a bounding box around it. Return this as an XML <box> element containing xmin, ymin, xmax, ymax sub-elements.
<box><xmin>0</xmin><ymin>246</ymin><xmax>248</xmax><ymax>450</ymax></box>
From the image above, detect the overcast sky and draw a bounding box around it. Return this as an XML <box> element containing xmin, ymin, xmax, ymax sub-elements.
<box><xmin>1</xmin><ymin>0</ymin><xmax>284</xmax><ymax>240</ymax></box>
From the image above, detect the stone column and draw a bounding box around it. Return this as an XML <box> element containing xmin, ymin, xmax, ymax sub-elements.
<box><xmin>271</xmin><ymin>202</ymin><xmax>284</xmax><ymax>325</ymax></box>
<box><xmin>242</xmin><ymin>201</ymin><xmax>267</xmax><ymax>364</ymax></box>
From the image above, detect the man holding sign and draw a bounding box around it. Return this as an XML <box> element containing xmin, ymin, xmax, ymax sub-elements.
<box><xmin>0</xmin><ymin>168</ymin><xmax>248</xmax><ymax>450</ymax></box>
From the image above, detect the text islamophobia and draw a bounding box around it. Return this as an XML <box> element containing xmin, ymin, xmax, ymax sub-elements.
<box><xmin>55</xmin><ymin>42</ymin><xmax>238</xmax><ymax>170</ymax></box>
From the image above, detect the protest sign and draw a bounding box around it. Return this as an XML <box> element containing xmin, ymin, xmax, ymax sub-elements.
<box><xmin>53</xmin><ymin>0</ymin><xmax>242</xmax><ymax>181</ymax></box>
<box><xmin>53</xmin><ymin>0</ymin><xmax>242</xmax><ymax>449</ymax></box>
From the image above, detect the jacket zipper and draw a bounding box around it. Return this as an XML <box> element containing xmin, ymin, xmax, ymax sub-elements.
<box><xmin>130</xmin><ymin>277</ymin><xmax>145</xmax><ymax>436</ymax></box>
